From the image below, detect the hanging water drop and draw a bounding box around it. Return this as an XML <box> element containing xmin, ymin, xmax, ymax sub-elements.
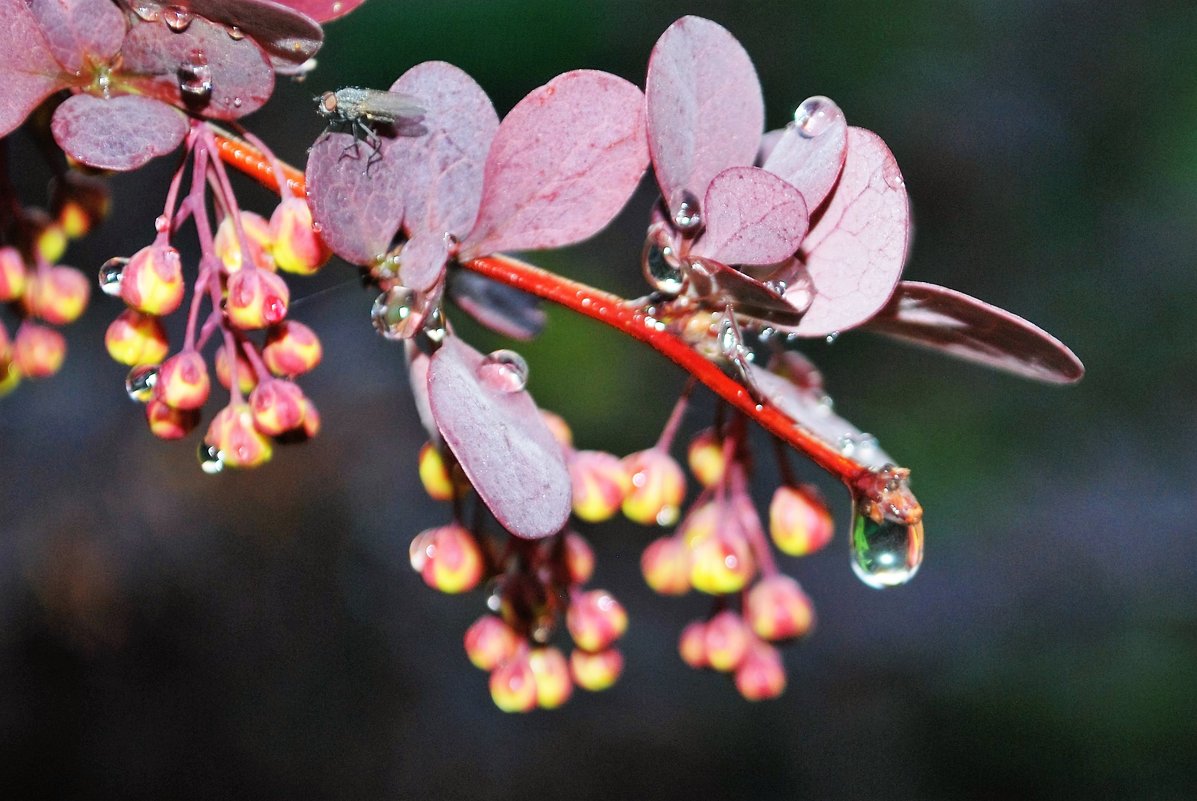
<box><xmin>793</xmin><ymin>96</ymin><xmax>839</xmax><ymax>139</ymax></box>
<box><xmin>849</xmin><ymin>466</ymin><xmax>924</xmax><ymax>588</ymax></box>
<box><xmin>825</xmin><ymin>331</ymin><xmax>839</xmax><ymax>345</ymax></box>
<box><xmin>477</xmin><ymin>349</ymin><xmax>529</xmax><ymax>393</ymax></box>
<box><xmin>98</xmin><ymin>257</ymin><xmax>128</xmax><ymax>296</ymax></box>
<box><xmin>641</xmin><ymin>227</ymin><xmax>685</xmax><ymax>295</ymax></box>
<box><xmin>162</xmin><ymin>5</ymin><xmax>193</xmax><ymax>32</ymax></box>
<box><xmin>129</xmin><ymin>1</ymin><xmax>159</xmax><ymax>21</ymax></box>
<box><xmin>198</xmin><ymin>442</ymin><xmax>225</xmax><ymax>474</ymax></box>
<box><xmin>370</xmin><ymin>286</ymin><xmax>423</xmax><ymax>340</ymax></box>
<box><xmin>125</xmin><ymin>364</ymin><xmax>159</xmax><ymax>402</ymax></box>
<box><xmin>178</xmin><ymin>52</ymin><xmax>212</xmax><ymax>101</ymax></box>
<box><xmin>226</xmin><ymin>25</ymin><xmax>245</xmax><ymax>41</ymax></box>
<box><xmin>671</xmin><ymin>190</ymin><xmax>702</xmax><ymax>232</ymax></box>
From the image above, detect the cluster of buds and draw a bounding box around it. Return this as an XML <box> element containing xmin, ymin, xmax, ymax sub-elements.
<box><xmin>0</xmin><ymin>172</ymin><xmax>108</xmax><ymax>395</ymax></box>
<box><xmin>100</xmin><ymin>128</ymin><xmax>331</xmax><ymax>470</ymax></box>
<box><xmin>411</xmin><ymin>430</ymin><xmax>629</xmax><ymax>712</ymax></box>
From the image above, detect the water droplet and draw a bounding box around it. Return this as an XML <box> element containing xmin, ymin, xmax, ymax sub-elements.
<box><xmin>154</xmin><ymin>214</ymin><xmax>170</xmax><ymax>233</ymax></box>
<box><xmin>370</xmin><ymin>286</ymin><xmax>423</xmax><ymax>340</ymax></box>
<box><xmin>332</xmin><ymin>1</ymin><xmax>344</xmax><ymax>12</ymax></box>
<box><xmin>825</xmin><ymin>331</ymin><xmax>839</xmax><ymax>345</ymax></box>
<box><xmin>883</xmin><ymin>162</ymin><xmax>905</xmax><ymax>191</ymax></box>
<box><xmin>421</xmin><ymin>305</ymin><xmax>446</xmax><ymax>344</ymax></box>
<box><xmin>178</xmin><ymin>52</ymin><xmax>212</xmax><ymax>101</ymax></box>
<box><xmin>226</xmin><ymin>25</ymin><xmax>244</xmax><ymax>41</ymax></box>
<box><xmin>849</xmin><ymin>466</ymin><xmax>924</xmax><ymax>588</ymax></box>
<box><xmin>641</xmin><ymin>227</ymin><xmax>685</xmax><ymax>295</ymax></box>
<box><xmin>671</xmin><ymin>190</ymin><xmax>702</xmax><ymax>232</ymax></box>
<box><xmin>129</xmin><ymin>2</ymin><xmax>159</xmax><ymax>21</ymax></box>
<box><xmin>232</xmin><ymin>97</ymin><xmax>243</xmax><ymax>109</ymax></box>
<box><xmin>198</xmin><ymin>442</ymin><xmax>225</xmax><ymax>474</ymax></box>
<box><xmin>98</xmin><ymin>257</ymin><xmax>128</xmax><ymax>296</ymax></box>
<box><xmin>162</xmin><ymin>5</ymin><xmax>193</xmax><ymax>32</ymax></box>
<box><xmin>125</xmin><ymin>364</ymin><xmax>159</xmax><ymax>402</ymax></box>
<box><xmin>838</xmin><ymin>432</ymin><xmax>879</xmax><ymax>460</ymax></box>
<box><xmin>793</xmin><ymin>95</ymin><xmax>839</xmax><ymax>139</ymax></box>
<box><xmin>477</xmin><ymin>349</ymin><xmax>529</xmax><ymax>393</ymax></box>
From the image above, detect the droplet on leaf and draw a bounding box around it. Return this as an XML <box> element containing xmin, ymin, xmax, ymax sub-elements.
<box><xmin>162</xmin><ymin>5</ymin><xmax>193</xmax><ymax>32</ymax></box>
<box><xmin>125</xmin><ymin>364</ymin><xmax>159</xmax><ymax>402</ymax></box>
<box><xmin>793</xmin><ymin>96</ymin><xmax>839</xmax><ymax>139</ymax></box>
<box><xmin>671</xmin><ymin>190</ymin><xmax>702</xmax><ymax>232</ymax></box>
<box><xmin>476</xmin><ymin>349</ymin><xmax>529</xmax><ymax>393</ymax></box>
<box><xmin>641</xmin><ymin>228</ymin><xmax>685</xmax><ymax>295</ymax></box>
<box><xmin>178</xmin><ymin>51</ymin><xmax>213</xmax><ymax>100</ymax></box>
<box><xmin>370</xmin><ymin>286</ymin><xmax>425</xmax><ymax>340</ymax></box>
<box><xmin>98</xmin><ymin>257</ymin><xmax>127</xmax><ymax>296</ymax></box>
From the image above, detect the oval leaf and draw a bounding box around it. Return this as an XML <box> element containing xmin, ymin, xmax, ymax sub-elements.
<box><xmin>427</xmin><ymin>337</ymin><xmax>571</xmax><ymax>539</ymax></box>
<box><xmin>273</xmin><ymin>0</ymin><xmax>366</xmax><ymax>23</ymax></box>
<box><xmin>130</xmin><ymin>0</ymin><xmax>322</xmax><ymax>64</ymax></box>
<box><xmin>646</xmin><ymin>16</ymin><xmax>764</xmax><ymax>215</ymax></box>
<box><xmin>763</xmin><ymin>97</ymin><xmax>849</xmax><ymax>212</ymax></box>
<box><xmin>863</xmin><ymin>281</ymin><xmax>1085</xmax><ymax>384</ymax></box>
<box><xmin>448</xmin><ymin>270</ymin><xmax>546</xmax><ymax>341</ymax></box>
<box><xmin>51</xmin><ymin>94</ymin><xmax>187</xmax><ymax>171</ymax></box>
<box><xmin>0</xmin><ymin>0</ymin><xmax>63</xmax><ymax>136</ymax></box>
<box><xmin>388</xmin><ymin>62</ymin><xmax>498</xmax><ymax>242</ymax></box>
<box><xmin>305</xmin><ymin>131</ymin><xmax>406</xmax><ymax>265</ymax></box>
<box><xmin>460</xmin><ymin>69</ymin><xmax>649</xmax><ymax>259</ymax></box>
<box><xmin>692</xmin><ymin>166</ymin><xmax>808</xmax><ymax>266</ymax></box>
<box><xmin>794</xmin><ymin>127</ymin><xmax>911</xmax><ymax>337</ymax></box>
<box><xmin>30</xmin><ymin>0</ymin><xmax>125</xmax><ymax>73</ymax></box>
<box><xmin>397</xmin><ymin>229</ymin><xmax>449</xmax><ymax>293</ymax></box>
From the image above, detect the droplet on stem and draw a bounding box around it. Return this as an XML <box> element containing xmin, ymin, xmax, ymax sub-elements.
<box><xmin>98</xmin><ymin>257</ymin><xmax>128</xmax><ymax>296</ymax></box>
<box><xmin>793</xmin><ymin>96</ymin><xmax>838</xmax><ymax>139</ymax></box>
<box><xmin>670</xmin><ymin>190</ymin><xmax>702</xmax><ymax>233</ymax></box>
<box><xmin>849</xmin><ymin>466</ymin><xmax>924</xmax><ymax>588</ymax></box>
<box><xmin>476</xmin><ymin>349</ymin><xmax>529</xmax><ymax>393</ymax></box>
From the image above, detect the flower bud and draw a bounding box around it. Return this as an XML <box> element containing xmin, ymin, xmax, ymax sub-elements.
<box><xmin>270</xmin><ymin>197</ymin><xmax>331</xmax><ymax>275</ymax></box>
<box><xmin>262</xmin><ymin>320</ymin><xmax>322</xmax><ymax>376</ymax></box>
<box><xmin>145</xmin><ymin>398</ymin><xmax>199</xmax><ymax>440</ymax></box>
<box><xmin>297</xmin><ymin>397</ymin><xmax>320</xmax><ymax>439</ymax></box>
<box><xmin>22</xmin><ymin>265</ymin><xmax>90</xmax><ymax>325</ymax></box>
<box><xmin>569</xmin><ymin>450</ymin><xmax>631</xmax><ymax>523</ymax></box>
<box><xmin>528</xmin><ymin>646</ymin><xmax>573</xmax><ymax>709</ymax></box>
<box><xmin>105</xmin><ymin>309</ymin><xmax>169</xmax><ymax>366</ymax></box>
<box><xmin>678</xmin><ymin>620</ymin><xmax>708</xmax><ymax>668</ymax></box>
<box><xmin>566</xmin><ymin>589</ymin><xmax>627</xmax><ymax>653</ymax></box>
<box><xmin>249</xmin><ymin>378</ymin><xmax>306</xmax><ymax>436</ymax></box>
<box><xmin>214</xmin><ymin>211</ymin><xmax>274</xmax><ymax>272</ymax></box>
<box><xmin>689</xmin><ymin>527</ymin><xmax>755</xmax><ymax>596</ymax></box>
<box><xmin>621</xmin><ymin>447</ymin><xmax>686</xmax><ymax>526</ymax></box>
<box><xmin>704</xmin><ymin>610</ymin><xmax>750</xmax><ymax>672</ymax></box>
<box><xmin>205</xmin><ymin>403</ymin><xmax>273</xmax><ymax>468</ymax></box>
<box><xmin>640</xmin><ymin>535</ymin><xmax>690</xmax><ymax>595</ymax></box>
<box><xmin>120</xmin><ymin>243</ymin><xmax>184</xmax><ymax>315</ymax></box>
<box><xmin>464</xmin><ymin>615</ymin><xmax>521</xmax><ymax>671</ymax></box>
<box><xmin>51</xmin><ymin>172</ymin><xmax>110</xmax><ymax>239</ymax></box>
<box><xmin>734</xmin><ymin>640</ymin><xmax>786</xmax><ymax>701</ymax></box>
<box><xmin>746</xmin><ymin>574</ymin><xmax>815</xmax><ymax>641</ymax></box>
<box><xmin>0</xmin><ymin>359</ymin><xmax>19</xmax><ymax>397</ymax></box>
<box><xmin>214</xmin><ymin>344</ymin><xmax>257</xmax><ymax>394</ymax></box>
<box><xmin>418</xmin><ymin>441</ymin><xmax>455</xmax><ymax>501</ymax></box>
<box><xmin>225</xmin><ymin>268</ymin><xmax>289</xmax><ymax>329</ymax></box>
<box><xmin>155</xmin><ymin>350</ymin><xmax>210</xmax><ymax>410</ymax></box>
<box><xmin>14</xmin><ymin>323</ymin><xmax>66</xmax><ymax>378</ymax></box>
<box><xmin>0</xmin><ymin>247</ymin><xmax>28</xmax><ymax>302</ymax></box>
<box><xmin>562</xmin><ymin>531</ymin><xmax>595</xmax><ymax>585</ymax></box>
<box><xmin>769</xmin><ymin>484</ymin><xmax>833</xmax><ymax>556</ymax></box>
<box><xmin>0</xmin><ymin>323</ymin><xmax>10</xmax><ymax>364</ymax></box>
<box><xmin>687</xmin><ymin>428</ymin><xmax>727</xmax><ymax>487</ymax></box>
<box><xmin>569</xmin><ymin>648</ymin><xmax>623</xmax><ymax>691</ymax></box>
<box><xmin>417</xmin><ymin>523</ymin><xmax>485</xmax><ymax>594</ymax></box>
<box><xmin>36</xmin><ymin>222</ymin><xmax>67</xmax><ymax>265</ymax></box>
<box><xmin>490</xmin><ymin>653</ymin><xmax>538</xmax><ymax>713</ymax></box>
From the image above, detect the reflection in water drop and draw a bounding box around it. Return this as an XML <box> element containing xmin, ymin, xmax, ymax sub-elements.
<box><xmin>671</xmin><ymin>190</ymin><xmax>702</xmax><ymax>233</ymax></box>
<box><xmin>477</xmin><ymin>349</ymin><xmax>529</xmax><ymax>393</ymax></box>
<box><xmin>125</xmin><ymin>364</ymin><xmax>159</xmax><ymax>402</ymax></box>
<box><xmin>162</xmin><ymin>5</ymin><xmax>193</xmax><ymax>32</ymax></box>
<box><xmin>98</xmin><ymin>257</ymin><xmax>128</xmax><ymax>296</ymax></box>
<box><xmin>226</xmin><ymin>25</ymin><xmax>245</xmax><ymax>41</ymax></box>
<box><xmin>198</xmin><ymin>442</ymin><xmax>225</xmax><ymax>474</ymax></box>
<box><xmin>641</xmin><ymin>228</ymin><xmax>685</xmax><ymax>295</ymax></box>
<box><xmin>370</xmin><ymin>286</ymin><xmax>423</xmax><ymax>340</ymax></box>
<box><xmin>793</xmin><ymin>96</ymin><xmax>839</xmax><ymax>138</ymax></box>
<box><xmin>178</xmin><ymin>51</ymin><xmax>213</xmax><ymax>101</ymax></box>
<box><xmin>849</xmin><ymin>466</ymin><xmax>924</xmax><ymax>588</ymax></box>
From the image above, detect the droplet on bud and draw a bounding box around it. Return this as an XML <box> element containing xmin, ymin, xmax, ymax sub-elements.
<box><xmin>178</xmin><ymin>51</ymin><xmax>213</xmax><ymax>100</ymax></box>
<box><xmin>476</xmin><ymin>349</ymin><xmax>529</xmax><ymax>393</ymax></box>
<box><xmin>641</xmin><ymin>226</ymin><xmax>685</xmax><ymax>295</ymax></box>
<box><xmin>849</xmin><ymin>466</ymin><xmax>924</xmax><ymax>588</ymax></box>
<box><xmin>198</xmin><ymin>442</ymin><xmax>225</xmax><ymax>474</ymax></box>
<box><xmin>98</xmin><ymin>257</ymin><xmax>127</xmax><ymax>296</ymax></box>
<box><xmin>793</xmin><ymin>95</ymin><xmax>838</xmax><ymax>138</ymax></box>
<box><xmin>670</xmin><ymin>190</ymin><xmax>702</xmax><ymax>232</ymax></box>
<box><xmin>124</xmin><ymin>364</ymin><xmax>159</xmax><ymax>402</ymax></box>
<box><xmin>370</xmin><ymin>286</ymin><xmax>424</xmax><ymax>340</ymax></box>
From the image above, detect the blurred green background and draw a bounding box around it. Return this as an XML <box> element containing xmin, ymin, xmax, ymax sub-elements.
<box><xmin>2</xmin><ymin>1</ymin><xmax>1195</xmax><ymax>799</ymax></box>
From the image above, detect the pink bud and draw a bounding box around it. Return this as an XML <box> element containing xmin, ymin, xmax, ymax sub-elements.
<box><xmin>226</xmin><ymin>268</ymin><xmax>289</xmax><ymax>329</ymax></box>
<box><xmin>562</xmin><ymin>531</ymin><xmax>595</xmax><ymax>585</ymax></box>
<box><xmin>704</xmin><ymin>610</ymin><xmax>750</xmax><ymax>672</ymax></box>
<box><xmin>566</xmin><ymin>589</ymin><xmax>628</xmax><ymax>652</ymax></box>
<box><xmin>270</xmin><ymin>197</ymin><xmax>331</xmax><ymax>275</ymax></box>
<box><xmin>569</xmin><ymin>450</ymin><xmax>631</xmax><ymax>522</ymax></box>
<box><xmin>746</xmin><ymin>574</ymin><xmax>815</xmax><ymax>641</ymax></box>
<box><xmin>528</xmin><ymin>646</ymin><xmax>573</xmax><ymax>709</ymax></box>
<box><xmin>569</xmin><ymin>648</ymin><xmax>623</xmax><ymax>692</ymax></box>
<box><xmin>13</xmin><ymin>323</ymin><xmax>66</xmax><ymax>379</ymax></box>
<box><xmin>640</xmin><ymin>535</ymin><xmax>690</xmax><ymax>595</ymax></box>
<box><xmin>687</xmin><ymin>428</ymin><xmax>727</xmax><ymax>487</ymax></box>
<box><xmin>262</xmin><ymin>320</ymin><xmax>322</xmax><ymax>376</ymax></box>
<box><xmin>734</xmin><ymin>639</ymin><xmax>787</xmax><ymax>701</ymax></box>
<box><xmin>120</xmin><ymin>243</ymin><xmax>184</xmax><ymax>316</ymax></box>
<box><xmin>418</xmin><ymin>523</ymin><xmax>485</xmax><ymax>594</ymax></box>
<box><xmin>214</xmin><ymin>343</ymin><xmax>258</xmax><ymax>394</ymax></box>
<box><xmin>155</xmin><ymin>350</ymin><xmax>210</xmax><ymax>410</ymax></box>
<box><xmin>490</xmin><ymin>652</ymin><xmax>538</xmax><ymax>713</ymax></box>
<box><xmin>464</xmin><ymin>615</ymin><xmax>521</xmax><ymax>671</ymax></box>
<box><xmin>249</xmin><ymin>378</ymin><xmax>307</xmax><ymax>436</ymax></box>
<box><xmin>105</xmin><ymin>309</ymin><xmax>169</xmax><ymax>366</ymax></box>
<box><xmin>205</xmin><ymin>403</ymin><xmax>273</xmax><ymax>468</ymax></box>
<box><xmin>0</xmin><ymin>246</ymin><xmax>27</xmax><ymax>302</ymax></box>
<box><xmin>214</xmin><ymin>211</ymin><xmax>274</xmax><ymax>273</ymax></box>
<box><xmin>678</xmin><ymin>620</ymin><xmax>708</xmax><ymax>669</ymax></box>
<box><xmin>23</xmin><ymin>265</ymin><xmax>89</xmax><ymax>325</ymax></box>
<box><xmin>145</xmin><ymin>399</ymin><xmax>199</xmax><ymax>440</ymax></box>
<box><xmin>621</xmin><ymin>447</ymin><xmax>687</xmax><ymax>526</ymax></box>
<box><xmin>769</xmin><ymin>484</ymin><xmax>833</xmax><ymax>556</ymax></box>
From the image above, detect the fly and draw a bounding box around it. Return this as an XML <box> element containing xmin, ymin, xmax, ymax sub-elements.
<box><xmin>316</xmin><ymin>87</ymin><xmax>425</xmax><ymax>170</ymax></box>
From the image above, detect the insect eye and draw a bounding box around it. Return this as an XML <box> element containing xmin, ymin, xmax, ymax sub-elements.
<box><xmin>319</xmin><ymin>92</ymin><xmax>338</xmax><ymax>113</ymax></box>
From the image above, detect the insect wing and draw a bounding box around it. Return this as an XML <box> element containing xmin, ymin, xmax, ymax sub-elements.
<box><xmin>689</xmin><ymin>257</ymin><xmax>806</xmax><ymax>327</ymax></box>
<box><xmin>343</xmin><ymin>87</ymin><xmax>424</xmax><ymax>125</ymax></box>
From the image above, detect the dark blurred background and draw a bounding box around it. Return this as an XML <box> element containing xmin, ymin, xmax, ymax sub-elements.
<box><xmin>2</xmin><ymin>1</ymin><xmax>1194</xmax><ymax>799</ymax></box>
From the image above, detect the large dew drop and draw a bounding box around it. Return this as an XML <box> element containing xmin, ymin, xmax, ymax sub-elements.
<box><xmin>793</xmin><ymin>96</ymin><xmax>839</xmax><ymax>139</ymax></box>
<box><xmin>641</xmin><ymin>229</ymin><xmax>685</xmax><ymax>295</ymax></box>
<box><xmin>98</xmin><ymin>257</ymin><xmax>128</xmax><ymax>296</ymax></box>
<box><xmin>476</xmin><ymin>349</ymin><xmax>529</xmax><ymax>393</ymax></box>
<box><xmin>370</xmin><ymin>286</ymin><xmax>424</xmax><ymax>340</ymax></box>
<box><xmin>125</xmin><ymin>364</ymin><xmax>159</xmax><ymax>403</ymax></box>
<box><xmin>162</xmin><ymin>5</ymin><xmax>194</xmax><ymax>32</ymax></box>
<box><xmin>849</xmin><ymin>465</ymin><xmax>924</xmax><ymax>588</ymax></box>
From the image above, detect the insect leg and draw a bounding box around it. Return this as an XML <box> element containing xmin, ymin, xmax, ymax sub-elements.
<box><xmin>718</xmin><ymin>304</ymin><xmax>766</xmax><ymax>400</ymax></box>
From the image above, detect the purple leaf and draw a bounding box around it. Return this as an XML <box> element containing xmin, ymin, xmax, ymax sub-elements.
<box><xmin>398</xmin><ymin>230</ymin><xmax>450</xmax><ymax>293</ymax></box>
<box><xmin>427</xmin><ymin>337</ymin><xmax>571</xmax><ymax>539</ymax></box>
<box><xmin>120</xmin><ymin>14</ymin><xmax>275</xmax><ymax>119</ymax></box>
<box><xmin>129</xmin><ymin>0</ymin><xmax>322</xmax><ymax>64</ymax></box>
<box><xmin>864</xmin><ymin>281</ymin><xmax>1085</xmax><ymax>384</ymax></box>
<box><xmin>404</xmin><ymin>342</ymin><xmax>439</xmax><ymax>441</ymax></box>
<box><xmin>30</xmin><ymin>0</ymin><xmax>126</xmax><ymax>73</ymax></box>
<box><xmin>272</xmin><ymin>0</ymin><xmax>366</xmax><ymax>22</ymax></box>
<box><xmin>387</xmin><ymin>62</ymin><xmax>498</xmax><ymax>242</ymax></box>
<box><xmin>692</xmin><ymin>166</ymin><xmax>808</xmax><ymax>266</ymax></box>
<box><xmin>448</xmin><ymin>270</ymin><xmax>546</xmax><ymax>341</ymax></box>
<box><xmin>763</xmin><ymin>96</ymin><xmax>849</xmax><ymax>213</ymax></box>
<box><xmin>793</xmin><ymin>127</ymin><xmax>911</xmax><ymax>337</ymax></box>
<box><xmin>460</xmin><ymin>70</ymin><xmax>649</xmax><ymax>260</ymax></box>
<box><xmin>305</xmin><ymin>130</ymin><xmax>406</xmax><ymax>265</ymax></box>
<box><xmin>646</xmin><ymin>16</ymin><xmax>764</xmax><ymax>218</ymax></box>
<box><xmin>0</xmin><ymin>0</ymin><xmax>63</xmax><ymax>137</ymax></box>
<box><xmin>51</xmin><ymin>94</ymin><xmax>187</xmax><ymax>171</ymax></box>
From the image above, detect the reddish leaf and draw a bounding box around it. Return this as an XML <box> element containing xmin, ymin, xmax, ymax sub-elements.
<box><xmin>864</xmin><ymin>281</ymin><xmax>1085</xmax><ymax>384</ymax></box>
<box><xmin>646</xmin><ymin>16</ymin><xmax>763</xmax><ymax>217</ymax></box>
<box><xmin>387</xmin><ymin>62</ymin><xmax>498</xmax><ymax>243</ymax></box>
<box><xmin>449</xmin><ymin>270</ymin><xmax>546</xmax><ymax>341</ymax></box>
<box><xmin>692</xmin><ymin>166</ymin><xmax>808</xmax><ymax>267</ymax></box>
<box><xmin>129</xmin><ymin>0</ymin><xmax>322</xmax><ymax>64</ymax></box>
<box><xmin>398</xmin><ymin>230</ymin><xmax>450</xmax><ymax>294</ymax></box>
<box><xmin>405</xmin><ymin>342</ymin><xmax>439</xmax><ymax>441</ymax></box>
<box><xmin>461</xmin><ymin>70</ymin><xmax>648</xmax><ymax>259</ymax></box>
<box><xmin>0</xmin><ymin>0</ymin><xmax>63</xmax><ymax>136</ymax></box>
<box><xmin>272</xmin><ymin>0</ymin><xmax>366</xmax><ymax>22</ymax></box>
<box><xmin>793</xmin><ymin>127</ymin><xmax>910</xmax><ymax>337</ymax></box>
<box><xmin>51</xmin><ymin>94</ymin><xmax>187</xmax><ymax>171</ymax></box>
<box><xmin>763</xmin><ymin>96</ymin><xmax>848</xmax><ymax>213</ymax></box>
<box><xmin>120</xmin><ymin>14</ymin><xmax>275</xmax><ymax>119</ymax></box>
<box><xmin>305</xmin><ymin>131</ymin><xmax>406</xmax><ymax>265</ymax></box>
<box><xmin>30</xmin><ymin>0</ymin><xmax>125</xmax><ymax>73</ymax></box>
<box><xmin>427</xmin><ymin>337</ymin><xmax>571</xmax><ymax>539</ymax></box>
